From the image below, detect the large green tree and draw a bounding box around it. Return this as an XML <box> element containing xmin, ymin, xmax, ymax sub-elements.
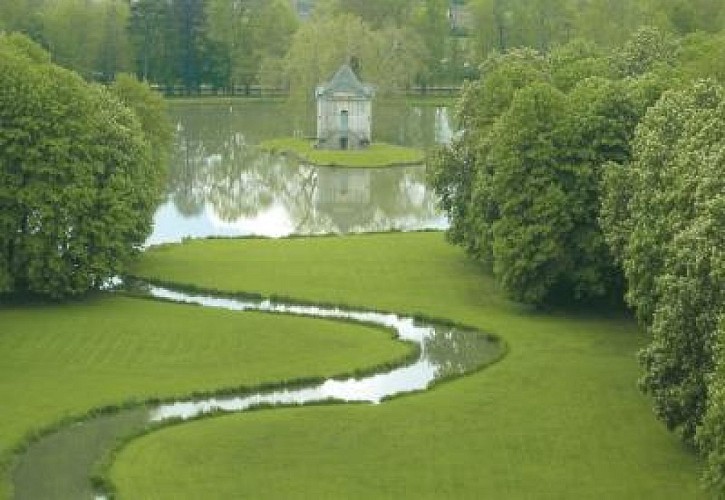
<box><xmin>485</xmin><ymin>82</ymin><xmax>571</xmax><ymax>303</ymax></box>
<box><xmin>429</xmin><ymin>49</ymin><xmax>549</xmax><ymax>263</ymax></box>
<box><xmin>430</xmin><ymin>39</ymin><xmax>651</xmax><ymax>305</ymax></box>
<box><xmin>0</xmin><ymin>35</ymin><xmax>167</xmax><ymax>298</ymax></box>
<box><xmin>601</xmin><ymin>80</ymin><xmax>725</xmax><ymax>445</ymax></box>
<box><xmin>483</xmin><ymin>78</ymin><xmax>637</xmax><ymax>304</ymax></box>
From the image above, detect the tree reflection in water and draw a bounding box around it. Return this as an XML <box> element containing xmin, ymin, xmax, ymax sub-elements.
<box><xmin>423</xmin><ymin>326</ymin><xmax>501</xmax><ymax>380</ymax></box>
<box><xmin>147</xmin><ymin>102</ymin><xmax>449</xmax><ymax>245</ymax></box>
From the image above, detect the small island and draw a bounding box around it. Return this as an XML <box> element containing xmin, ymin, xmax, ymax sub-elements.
<box><xmin>261</xmin><ymin>64</ymin><xmax>424</xmax><ymax>167</ymax></box>
<box><xmin>259</xmin><ymin>137</ymin><xmax>425</xmax><ymax>167</ymax></box>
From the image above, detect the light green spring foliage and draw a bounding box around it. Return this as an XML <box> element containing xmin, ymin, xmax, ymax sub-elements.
<box><xmin>678</xmin><ymin>31</ymin><xmax>725</xmax><ymax>84</ymax></box>
<box><xmin>548</xmin><ymin>38</ymin><xmax>613</xmax><ymax>92</ymax></box>
<box><xmin>467</xmin><ymin>0</ymin><xmax>725</xmax><ymax>61</ymax></box>
<box><xmin>601</xmin><ymin>80</ymin><xmax>725</xmax><ymax>490</ymax></box>
<box><xmin>0</xmin><ymin>35</ymin><xmax>166</xmax><ymax>298</ymax></box>
<box><xmin>615</xmin><ymin>25</ymin><xmax>680</xmax><ymax>78</ymax></box>
<box><xmin>110</xmin><ymin>73</ymin><xmax>173</xmax><ymax>185</ymax></box>
<box><xmin>3</xmin><ymin>0</ymin><xmax>725</xmax><ymax>91</ymax></box>
<box><xmin>272</xmin><ymin>13</ymin><xmax>426</xmax><ymax>99</ymax></box>
<box><xmin>37</xmin><ymin>0</ymin><xmax>133</xmax><ymax>80</ymax></box>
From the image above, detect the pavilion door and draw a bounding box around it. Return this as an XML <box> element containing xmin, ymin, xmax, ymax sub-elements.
<box><xmin>340</xmin><ymin>110</ymin><xmax>349</xmax><ymax>149</ymax></box>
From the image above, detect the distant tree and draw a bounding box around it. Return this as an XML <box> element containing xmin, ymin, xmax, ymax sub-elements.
<box><xmin>548</xmin><ymin>38</ymin><xmax>613</xmax><ymax>92</ymax></box>
<box><xmin>0</xmin><ymin>35</ymin><xmax>168</xmax><ymax>298</ymax></box>
<box><xmin>410</xmin><ymin>0</ymin><xmax>450</xmax><ymax>84</ymax></box>
<box><xmin>0</xmin><ymin>0</ymin><xmax>46</xmax><ymax>40</ymax></box>
<box><xmin>468</xmin><ymin>0</ymin><xmax>576</xmax><ymax>61</ymax></box>
<box><xmin>641</xmin><ymin>0</ymin><xmax>725</xmax><ymax>35</ymax></box>
<box><xmin>677</xmin><ymin>31</ymin><xmax>725</xmax><ymax>84</ymax></box>
<box><xmin>95</xmin><ymin>0</ymin><xmax>133</xmax><ymax>81</ymax></box>
<box><xmin>206</xmin><ymin>0</ymin><xmax>297</xmax><ymax>92</ymax></box>
<box><xmin>615</xmin><ymin>25</ymin><xmax>679</xmax><ymax>78</ymax></box>
<box><xmin>172</xmin><ymin>0</ymin><xmax>207</xmax><ymax>93</ymax></box>
<box><xmin>313</xmin><ymin>0</ymin><xmax>415</xmax><ymax>28</ymax></box>
<box><xmin>128</xmin><ymin>0</ymin><xmax>211</xmax><ymax>92</ymax></box>
<box><xmin>277</xmin><ymin>13</ymin><xmax>425</xmax><ymax>100</ymax></box>
<box><xmin>128</xmin><ymin>0</ymin><xmax>175</xmax><ymax>83</ymax></box>
<box><xmin>38</xmin><ymin>0</ymin><xmax>132</xmax><ymax>80</ymax></box>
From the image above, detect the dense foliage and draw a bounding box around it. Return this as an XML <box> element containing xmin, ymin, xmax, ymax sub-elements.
<box><xmin>601</xmin><ymin>80</ymin><xmax>725</xmax><ymax>484</ymax></box>
<box><xmin>429</xmin><ymin>37</ymin><xmax>654</xmax><ymax>304</ymax></box>
<box><xmin>0</xmin><ymin>35</ymin><xmax>168</xmax><ymax>298</ymax></box>
<box><xmin>701</xmin><ymin>318</ymin><xmax>725</xmax><ymax>492</ymax></box>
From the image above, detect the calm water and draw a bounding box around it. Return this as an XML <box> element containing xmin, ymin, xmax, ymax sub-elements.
<box><xmin>147</xmin><ymin>101</ymin><xmax>452</xmax><ymax>245</ymax></box>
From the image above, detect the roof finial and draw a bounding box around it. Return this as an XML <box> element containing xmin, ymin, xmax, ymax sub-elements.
<box><xmin>349</xmin><ymin>55</ymin><xmax>361</xmax><ymax>79</ymax></box>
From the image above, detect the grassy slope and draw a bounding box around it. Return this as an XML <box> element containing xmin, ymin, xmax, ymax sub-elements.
<box><xmin>112</xmin><ymin>232</ymin><xmax>704</xmax><ymax>499</ymax></box>
<box><xmin>260</xmin><ymin>138</ymin><xmax>425</xmax><ymax>167</ymax></box>
<box><xmin>0</xmin><ymin>296</ymin><xmax>411</xmax><ymax>499</ymax></box>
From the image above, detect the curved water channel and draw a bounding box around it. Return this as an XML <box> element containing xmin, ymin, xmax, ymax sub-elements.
<box><xmin>12</xmin><ymin>281</ymin><xmax>502</xmax><ymax>499</ymax></box>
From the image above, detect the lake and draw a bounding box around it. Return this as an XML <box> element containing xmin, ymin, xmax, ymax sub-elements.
<box><xmin>147</xmin><ymin>100</ymin><xmax>452</xmax><ymax>245</ymax></box>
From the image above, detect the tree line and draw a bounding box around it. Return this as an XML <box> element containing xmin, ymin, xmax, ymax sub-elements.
<box><xmin>2</xmin><ymin>0</ymin><xmax>725</xmax><ymax>94</ymax></box>
<box><xmin>430</xmin><ymin>25</ymin><xmax>724</xmax><ymax>493</ymax></box>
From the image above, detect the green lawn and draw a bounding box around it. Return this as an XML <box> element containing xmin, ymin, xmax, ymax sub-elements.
<box><xmin>111</xmin><ymin>232</ymin><xmax>705</xmax><ymax>499</ymax></box>
<box><xmin>0</xmin><ymin>295</ymin><xmax>412</xmax><ymax>500</ymax></box>
<box><xmin>259</xmin><ymin>138</ymin><xmax>425</xmax><ymax>167</ymax></box>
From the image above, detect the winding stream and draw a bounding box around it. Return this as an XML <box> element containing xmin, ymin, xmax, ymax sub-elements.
<box><xmin>11</xmin><ymin>282</ymin><xmax>502</xmax><ymax>499</ymax></box>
